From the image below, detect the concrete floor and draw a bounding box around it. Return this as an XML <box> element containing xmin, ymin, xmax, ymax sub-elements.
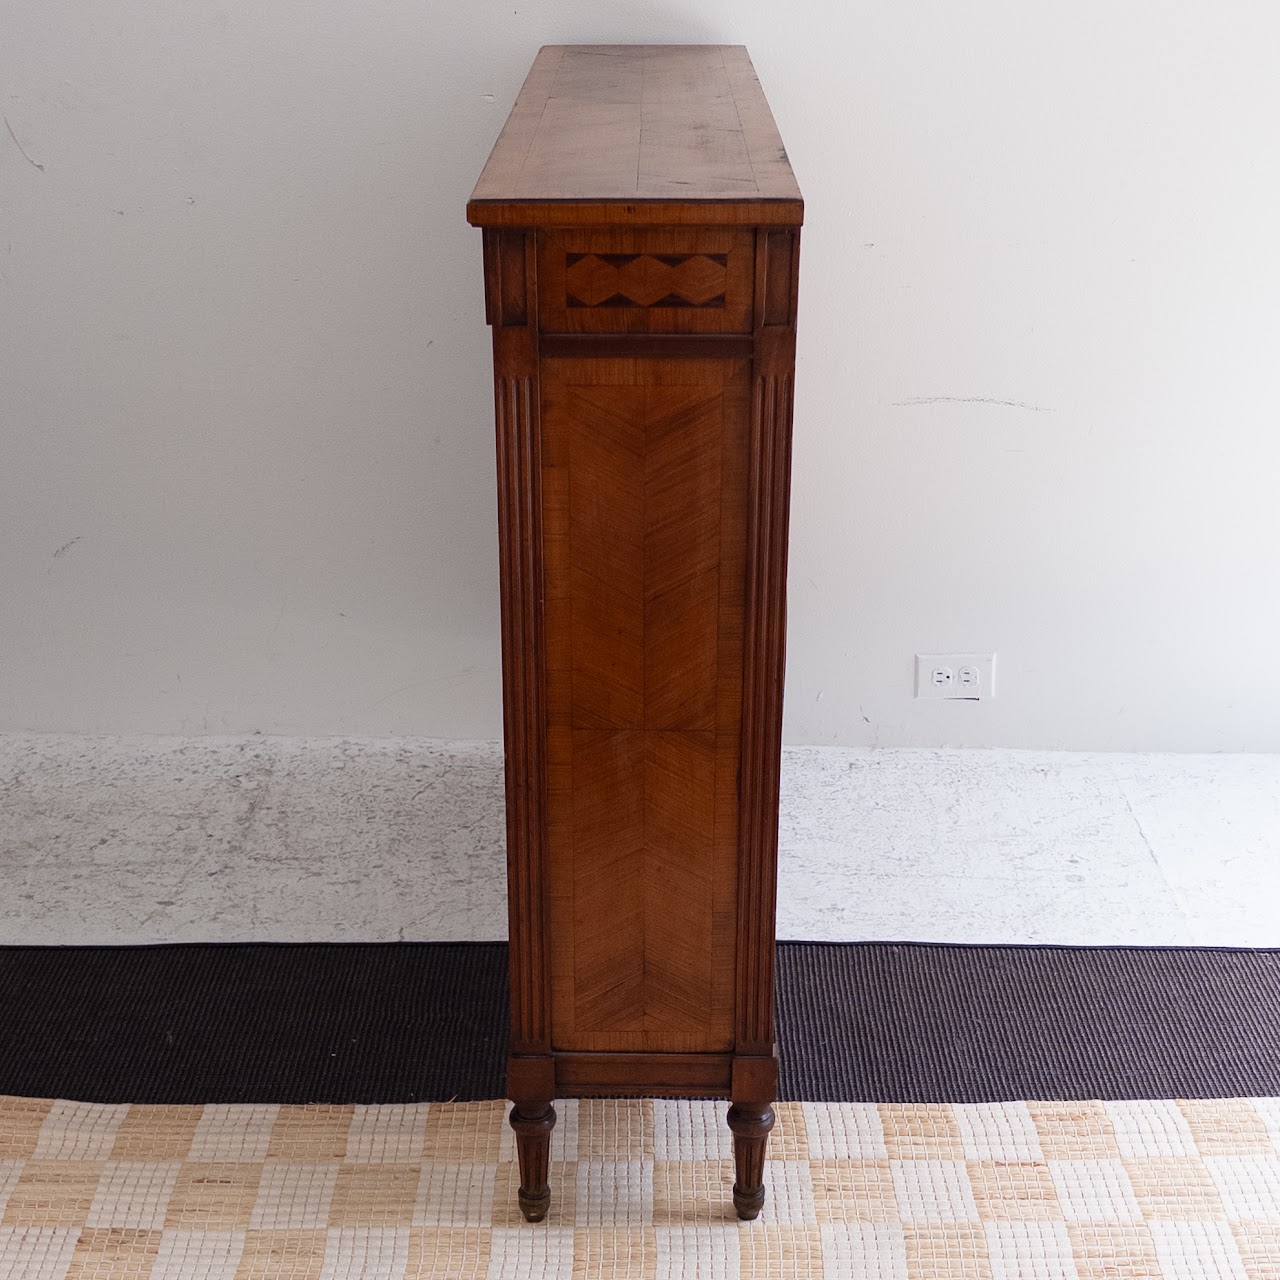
<box><xmin>1</xmin><ymin>734</ymin><xmax>1277</xmax><ymax>948</ymax></box>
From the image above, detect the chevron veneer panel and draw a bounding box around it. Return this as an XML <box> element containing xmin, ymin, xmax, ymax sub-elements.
<box><xmin>541</xmin><ymin>363</ymin><xmax>749</xmax><ymax>1054</ymax></box>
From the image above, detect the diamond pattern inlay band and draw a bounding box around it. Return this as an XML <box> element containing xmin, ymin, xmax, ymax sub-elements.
<box><xmin>565</xmin><ymin>254</ymin><xmax>729</xmax><ymax>309</ymax></box>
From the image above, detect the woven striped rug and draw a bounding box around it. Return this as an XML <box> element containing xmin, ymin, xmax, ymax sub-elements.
<box><xmin>4</xmin><ymin>1093</ymin><xmax>1280</xmax><ymax>1278</ymax></box>
<box><xmin>7</xmin><ymin>944</ymin><xmax>1280</xmax><ymax>1106</ymax></box>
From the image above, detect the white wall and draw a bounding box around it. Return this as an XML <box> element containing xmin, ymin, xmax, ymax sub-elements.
<box><xmin>3</xmin><ymin>1</ymin><xmax>1278</xmax><ymax>751</ymax></box>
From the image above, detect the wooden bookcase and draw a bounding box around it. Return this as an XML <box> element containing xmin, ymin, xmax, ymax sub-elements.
<box><xmin>466</xmin><ymin>44</ymin><xmax>802</xmax><ymax>1222</ymax></box>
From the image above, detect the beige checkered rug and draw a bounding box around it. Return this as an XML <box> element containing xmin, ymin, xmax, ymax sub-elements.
<box><xmin>3</xmin><ymin>1093</ymin><xmax>1280</xmax><ymax>1277</ymax></box>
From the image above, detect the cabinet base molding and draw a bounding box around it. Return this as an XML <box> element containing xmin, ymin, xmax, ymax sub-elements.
<box><xmin>554</xmin><ymin>1052</ymin><xmax>731</xmax><ymax>1098</ymax></box>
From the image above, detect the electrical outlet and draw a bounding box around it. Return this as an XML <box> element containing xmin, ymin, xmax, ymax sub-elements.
<box><xmin>915</xmin><ymin>653</ymin><xmax>996</xmax><ymax>700</ymax></box>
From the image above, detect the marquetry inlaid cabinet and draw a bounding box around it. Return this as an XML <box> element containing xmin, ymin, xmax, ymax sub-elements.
<box><xmin>466</xmin><ymin>45</ymin><xmax>802</xmax><ymax>1222</ymax></box>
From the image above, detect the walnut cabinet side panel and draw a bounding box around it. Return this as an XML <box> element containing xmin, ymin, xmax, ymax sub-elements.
<box><xmin>541</xmin><ymin>357</ymin><xmax>750</xmax><ymax>1058</ymax></box>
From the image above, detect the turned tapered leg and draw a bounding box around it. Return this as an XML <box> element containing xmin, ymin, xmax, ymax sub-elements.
<box><xmin>727</xmin><ymin>1102</ymin><xmax>775</xmax><ymax>1220</ymax></box>
<box><xmin>509</xmin><ymin>1102</ymin><xmax>556</xmax><ymax>1222</ymax></box>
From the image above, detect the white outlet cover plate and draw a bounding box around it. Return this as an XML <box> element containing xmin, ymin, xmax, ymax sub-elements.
<box><xmin>915</xmin><ymin>653</ymin><xmax>996</xmax><ymax>700</ymax></box>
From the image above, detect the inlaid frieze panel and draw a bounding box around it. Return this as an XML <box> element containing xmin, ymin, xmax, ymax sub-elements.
<box><xmin>538</xmin><ymin>229</ymin><xmax>754</xmax><ymax>334</ymax></box>
<box><xmin>565</xmin><ymin>252</ymin><xmax>729</xmax><ymax>309</ymax></box>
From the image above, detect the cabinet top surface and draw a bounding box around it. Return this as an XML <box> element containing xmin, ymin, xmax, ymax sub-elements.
<box><xmin>466</xmin><ymin>45</ymin><xmax>803</xmax><ymax>228</ymax></box>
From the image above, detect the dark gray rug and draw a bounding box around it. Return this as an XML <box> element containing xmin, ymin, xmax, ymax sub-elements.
<box><xmin>0</xmin><ymin>941</ymin><xmax>1277</xmax><ymax>1104</ymax></box>
<box><xmin>778</xmin><ymin>941</ymin><xmax>1280</xmax><ymax>1101</ymax></box>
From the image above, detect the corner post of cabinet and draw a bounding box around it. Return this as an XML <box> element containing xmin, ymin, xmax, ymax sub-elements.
<box><xmin>484</xmin><ymin>226</ymin><xmax>556</xmax><ymax>1203</ymax></box>
<box><xmin>730</xmin><ymin>225</ymin><xmax>801</xmax><ymax>1217</ymax></box>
